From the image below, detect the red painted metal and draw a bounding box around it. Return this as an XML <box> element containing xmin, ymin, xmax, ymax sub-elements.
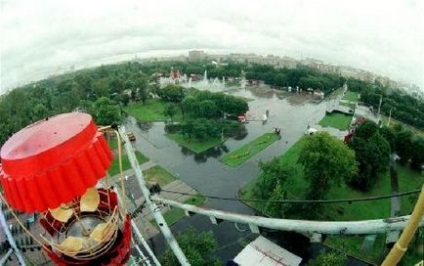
<box><xmin>43</xmin><ymin>215</ymin><xmax>132</xmax><ymax>266</ymax></box>
<box><xmin>0</xmin><ymin>113</ymin><xmax>113</xmax><ymax>213</ymax></box>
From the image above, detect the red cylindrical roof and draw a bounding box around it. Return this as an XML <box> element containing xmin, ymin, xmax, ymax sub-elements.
<box><xmin>0</xmin><ymin>113</ymin><xmax>113</xmax><ymax>213</ymax></box>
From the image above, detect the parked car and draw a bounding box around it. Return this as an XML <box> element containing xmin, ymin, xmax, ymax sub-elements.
<box><xmin>127</xmin><ymin>132</ymin><xmax>136</xmax><ymax>141</ymax></box>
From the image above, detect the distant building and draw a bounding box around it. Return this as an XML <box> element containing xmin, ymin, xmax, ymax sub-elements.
<box><xmin>188</xmin><ymin>50</ymin><xmax>206</xmax><ymax>61</ymax></box>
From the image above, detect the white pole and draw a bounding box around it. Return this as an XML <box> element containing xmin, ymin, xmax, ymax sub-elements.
<box><xmin>131</xmin><ymin>240</ymin><xmax>151</xmax><ymax>266</ymax></box>
<box><xmin>0</xmin><ymin>207</ymin><xmax>26</xmax><ymax>265</ymax></box>
<box><xmin>377</xmin><ymin>95</ymin><xmax>383</xmax><ymax>123</ymax></box>
<box><xmin>114</xmin><ymin>188</ymin><xmax>160</xmax><ymax>266</ymax></box>
<box><xmin>151</xmin><ymin>196</ymin><xmax>424</xmax><ymax>236</ymax></box>
<box><xmin>0</xmin><ymin>248</ymin><xmax>13</xmax><ymax>265</ymax></box>
<box><xmin>130</xmin><ymin>224</ymin><xmax>160</xmax><ymax>266</ymax></box>
<box><xmin>118</xmin><ymin>126</ymin><xmax>190</xmax><ymax>265</ymax></box>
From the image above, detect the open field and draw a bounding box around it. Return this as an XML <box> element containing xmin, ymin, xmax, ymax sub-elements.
<box><xmin>143</xmin><ymin>166</ymin><xmax>176</xmax><ymax>187</ymax></box>
<box><xmin>124</xmin><ymin>99</ymin><xmax>182</xmax><ymax>122</ymax></box>
<box><xmin>319</xmin><ymin>113</ymin><xmax>353</xmax><ymax>130</ymax></box>
<box><xmin>220</xmin><ymin>133</ymin><xmax>281</xmax><ymax>167</ymax></box>
<box><xmin>162</xmin><ymin>195</ymin><xmax>206</xmax><ymax>225</ymax></box>
<box><xmin>342</xmin><ymin>91</ymin><xmax>360</xmax><ymax>102</ymax></box>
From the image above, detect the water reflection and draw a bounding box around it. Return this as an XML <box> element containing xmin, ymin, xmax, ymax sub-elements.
<box><xmin>230</xmin><ymin>125</ymin><xmax>248</xmax><ymax>140</ymax></box>
<box><xmin>136</xmin><ymin>121</ymin><xmax>153</xmax><ymax>131</ymax></box>
<box><xmin>286</xmin><ymin>94</ymin><xmax>318</xmax><ymax>106</ymax></box>
<box><xmin>228</xmin><ymin>86</ymin><xmax>289</xmax><ymax>101</ymax></box>
<box><xmin>181</xmin><ymin>143</ymin><xmax>231</xmax><ymax>164</ymax></box>
<box><xmin>126</xmin><ymin>86</ymin><xmax>327</xmax><ymax>165</ymax></box>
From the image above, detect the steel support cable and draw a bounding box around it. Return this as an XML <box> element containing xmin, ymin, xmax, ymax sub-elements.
<box><xmin>160</xmin><ymin>188</ymin><xmax>421</xmax><ymax>204</ymax></box>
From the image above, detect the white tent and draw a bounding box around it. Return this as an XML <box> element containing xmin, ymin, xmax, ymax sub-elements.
<box><xmin>233</xmin><ymin>236</ymin><xmax>302</xmax><ymax>266</ymax></box>
<box><xmin>305</xmin><ymin>127</ymin><xmax>318</xmax><ymax>135</ymax></box>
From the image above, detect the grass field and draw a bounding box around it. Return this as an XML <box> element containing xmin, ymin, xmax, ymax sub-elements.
<box><xmin>124</xmin><ymin>99</ymin><xmax>182</xmax><ymax>122</ymax></box>
<box><xmin>167</xmin><ymin>133</ymin><xmax>224</xmax><ymax>154</ymax></box>
<box><xmin>220</xmin><ymin>133</ymin><xmax>281</xmax><ymax>167</ymax></box>
<box><xmin>319</xmin><ymin>113</ymin><xmax>353</xmax><ymax>130</ymax></box>
<box><xmin>325</xmin><ymin>235</ymin><xmax>386</xmax><ymax>263</ymax></box>
<box><xmin>109</xmin><ymin>151</ymin><xmax>149</xmax><ymax>176</ymax></box>
<box><xmin>143</xmin><ymin>165</ymin><xmax>176</xmax><ymax>187</ymax></box>
<box><xmin>342</xmin><ymin>91</ymin><xmax>360</xmax><ymax>102</ymax></box>
<box><xmin>162</xmin><ymin>195</ymin><xmax>206</xmax><ymax>225</ymax></box>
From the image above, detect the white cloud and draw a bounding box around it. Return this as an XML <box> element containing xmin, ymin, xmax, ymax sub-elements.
<box><xmin>1</xmin><ymin>0</ymin><xmax>423</xmax><ymax>93</ymax></box>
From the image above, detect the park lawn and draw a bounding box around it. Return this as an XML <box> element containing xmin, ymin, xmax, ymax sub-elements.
<box><xmin>319</xmin><ymin>113</ymin><xmax>353</xmax><ymax>130</ymax></box>
<box><xmin>143</xmin><ymin>166</ymin><xmax>176</xmax><ymax>187</ymax></box>
<box><xmin>326</xmin><ymin>166</ymin><xmax>423</xmax><ymax>220</ymax></box>
<box><xmin>161</xmin><ymin>195</ymin><xmax>206</xmax><ymax>225</ymax></box>
<box><xmin>342</xmin><ymin>91</ymin><xmax>360</xmax><ymax>102</ymax></box>
<box><xmin>325</xmin><ymin>235</ymin><xmax>386</xmax><ymax>263</ymax></box>
<box><xmin>124</xmin><ymin>99</ymin><xmax>182</xmax><ymax>122</ymax></box>
<box><xmin>220</xmin><ymin>133</ymin><xmax>281</xmax><ymax>167</ymax></box>
<box><xmin>316</xmin><ymin>165</ymin><xmax>423</xmax><ymax>263</ymax></box>
<box><xmin>167</xmin><ymin>133</ymin><xmax>224</xmax><ymax>154</ymax></box>
<box><xmin>279</xmin><ymin>136</ymin><xmax>307</xmax><ymax>166</ymax></box>
<box><xmin>109</xmin><ymin>151</ymin><xmax>149</xmax><ymax>176</ymax></box>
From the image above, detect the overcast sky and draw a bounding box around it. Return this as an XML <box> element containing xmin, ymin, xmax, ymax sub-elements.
<box><xmin>1</xmin><ymin>0</ymin><xmax>423</xmax><ymax>94</ymax></box>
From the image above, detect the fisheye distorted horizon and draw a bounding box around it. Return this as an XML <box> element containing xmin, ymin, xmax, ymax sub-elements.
<box><xmin>1</xmin><ymin>0</ymin><xmax>423</xmax><ymax>93</ymax></box>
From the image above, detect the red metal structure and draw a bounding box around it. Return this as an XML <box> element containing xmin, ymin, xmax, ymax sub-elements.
<box><xmin>0</xmin><ymin>112</ymin><xmax>132</xmax><ymax>265</ymax></box>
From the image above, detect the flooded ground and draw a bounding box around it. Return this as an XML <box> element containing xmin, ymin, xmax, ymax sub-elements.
<box><xmin>124</xmin><ymin>85</ymin><xmax>340</xmax><ymax>262</ymax></box>
<box><xmin>125</xmin><ymin>85</ymin><xmax>328</xmax><ymax>208</ymax></box>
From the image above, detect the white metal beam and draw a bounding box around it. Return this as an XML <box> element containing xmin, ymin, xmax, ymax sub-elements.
<box><xmin>152</xmin><ymin>195</ymin><xmax>424</xmax><ymax>236</ymax></box>
<box><xmin>0</xmin><ymin>248</ymin><xmax>13</xmax><ymax>265</ymax></box>
<box><xmin>0</xmin><ymin>206</ymin><xmax>26</xmax><ymax>265</ymax></box>
<box><xmin>118</xmin><ymin>126</ymin><xmax>190</xmax><ymax>266</ymax></box>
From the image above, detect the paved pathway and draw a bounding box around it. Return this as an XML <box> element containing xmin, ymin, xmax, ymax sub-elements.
<box><xmin>111</xmin><ymin>160</ymin><xmax>201</xmax><ymax>239</ymax></box>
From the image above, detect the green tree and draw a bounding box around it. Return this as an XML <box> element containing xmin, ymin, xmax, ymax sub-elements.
<box><xmin>298</xmin><ymin>132</ymin><xmax>357</xmax><ymax>200</ymax></box>
<box><xmin>410</xmin><ymin>135</ymin><xmax>424</xmax><ymax>170</ymax></box>
<box><xmin>92</xmin><ymin>97</ymin><xmax>121</xmax><ymax>125</ymax></box>
<box><xmin>349</xmin><ymin>120</ymin><xmax>390</xmax><ymax>191</ymax></box>
<box><xmin>394</xmin><ymin>127</ymin><xmax>414</xmax><ymax>165</ymax></box>
<box><xmin>114</xmin><ymin>94</ymin><xmax>130</xmax><ymax>107</ymax></box>
<box><xmin>164</xmin><ymin>103</ymin><xmax>177</xmax><ymax>123</ymax></box>
<box><xmin>265</xmin><ymin>180</ymin><xmax>290</xmax><ymax>218</ymax></box>
<box><xmin>160</xmin><ymin>227</ymin><xmax>220</xmax><ymax>266</ymax></box>
<box><xmin>308</xmin><ymin>250</ymin><xmax>347</xmax><ymax>266</ymax></box>
<box><xmin>255</xmin><ymin>158</ymin><xmax>288</xmax><ymax>199</ymax></box>
<box><xmin>379</xmin><ymin>126</ymin><xmax>396</xmax><ymax>151</ymax></box>
<box><xmin>157</xmin><ymin>85</ymin><xmax>185</xmax><ymax>103</ymax></box>
<box><xmin>136</xmin><ymin>78</ymin><xmax>149</xmax><ymax>104</ymax></box>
